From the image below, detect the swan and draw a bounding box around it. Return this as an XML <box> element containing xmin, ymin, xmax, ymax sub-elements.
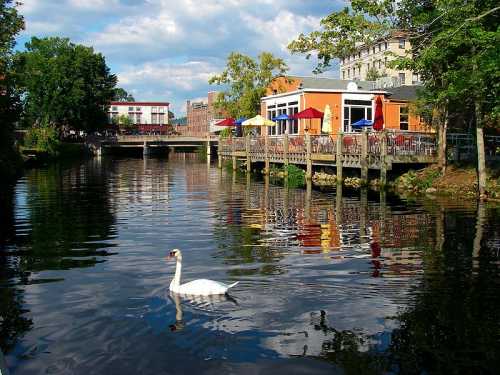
<box><xmin>167</xmin><ymin>249</ymin><xmax>239</xmax><ymax>296</ymax></box>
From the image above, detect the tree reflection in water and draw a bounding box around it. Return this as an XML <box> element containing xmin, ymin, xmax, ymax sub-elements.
<box><xmin>0</xmin><ymin>159</ymin><xmax>117</xmax><ymax>353</ymax></box>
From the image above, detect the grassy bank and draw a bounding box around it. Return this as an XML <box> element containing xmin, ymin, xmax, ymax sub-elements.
<box><xmin>394</xmin><ymin>165</ymin><xmax>500</xmax><ymax>200</ymax></box>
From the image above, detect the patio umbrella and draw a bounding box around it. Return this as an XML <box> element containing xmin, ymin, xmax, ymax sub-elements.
<box><xmin>234</xmin><ymin>117</ymin><xmax>248</xmax><ymax>125</ymax></box>
<box><xmin>272</xmin><ymin>113</ymin><xmax>290</xmax><ymax>121</ymax></box>
<box><xmin>351</xmin><ymin>119</ymin><xmax>373</xmax><ymax>127</ymax></box>
<box><xmin>373</xmin><ymin>96</ymin><xmax>384</xmax><ymax>131</ymax></box>
<box><xmin>242</xmin><ymin>115</ymin><xmax>276</xmax><ymax>127</ymax></box>
<box><xmin>322</xmin><ymin>104</ymin><xmax>332</xmax><ymax>133</ymax></box>
<box><xmin>291</xmin><ymin>107</ymin><xmax>324</xmax><ymax>133</ymax></box>
<box><xmin>215</xmin><ymin>118</ymin><xmax>236</xmax><ymax>126</ymax></box>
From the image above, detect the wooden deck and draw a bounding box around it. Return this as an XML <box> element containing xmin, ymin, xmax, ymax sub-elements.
<box><xmin>218</xmin><ymin>131</ymin><xmax>438</xmax><ymax>183</ymax></box>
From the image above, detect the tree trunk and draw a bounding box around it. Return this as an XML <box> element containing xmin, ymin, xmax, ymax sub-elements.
<box><xmin>476</xmin><ymin>126</ymin><xmax>487</xmax><ymax>198</ymax></box>
<box><xmin>437</xmin><ymin>109</ymin><xmax>447</xmax><ymax>172</ymax></box>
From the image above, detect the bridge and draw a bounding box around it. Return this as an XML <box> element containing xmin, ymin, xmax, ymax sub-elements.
<box><xmin>87</xmin><ymin>135</ymin><xmax>217</xmax><ymax>156</ymax></box>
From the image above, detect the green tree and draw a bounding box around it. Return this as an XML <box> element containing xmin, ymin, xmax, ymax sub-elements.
<box><xmin>112</xmin><ymin>87</ymin><xmax>135</xmax><ymax>102</ymax></box>
<box><xmin>14</xmin><ymin>37</ymin><xmax>117</xmax><ymax>133</ymax></box>
<box><xmin>209</xmin><ymin>52</ymin><xmax>289</xmax><ymax>118</ymax></box>
<box><xmin>0</xmin><ymin>0</ymin><xmax>24</xmax><ymax>178</ymax></box>
<box><xmin>115</xmin><ymin>114</ymin><xmax>134</xmax><ymax>133</ymax></box>
<box><xmin>366</xmin><ymin>66</ymin><xmax>384</xmax><ymax>81</ymax></box>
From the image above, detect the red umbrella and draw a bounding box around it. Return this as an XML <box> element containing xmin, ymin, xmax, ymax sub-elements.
<box><xmin>290</xmin><ymin>107</ymin><xmax>324</xmax><ymax>133</ymax></box>
<box><xmin>215</xmin><ymin>118</ymin><xmax>236</xmax><ymax>126</ymax></box>
<box><xmin>373</xmin><ymin>96</ymin><xmax>384</xmax><ymax>131</ymax></box>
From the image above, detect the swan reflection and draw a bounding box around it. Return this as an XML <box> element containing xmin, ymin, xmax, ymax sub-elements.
<box><xmin>168</xmin><ymin>291</ymin><xmax>238</xmax><ymax>332</ymax></box>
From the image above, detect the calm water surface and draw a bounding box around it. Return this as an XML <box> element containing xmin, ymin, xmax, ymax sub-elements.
<box><xmin>1</xmin><ymin>155</ymin><xmax>499</xmax><ymax>374</ymax></box>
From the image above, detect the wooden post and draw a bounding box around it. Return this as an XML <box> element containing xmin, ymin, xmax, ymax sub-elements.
<box><xmin>246</xmin><ymin>133</ymin><xmax>251</xmax><ymax>172</ymax></box>
<box><xmin>283</xmin><ymin>133</ymin><xmax>289</xmax><ymax>177</ymax></box>
<box><xmin>361</xmin><ymin>129</ymin><xmax>368</xmax><ymax>182</ymax></box>
<box><xmin>336</xmin><ymin>133</ymin><xmax>343</xmax><ymax>184</ymax></box>
<box><xmin>217</xmin><ymin>137</ymin><xmax>222</xmax><ymax>169</ymax></box>
<box><xmin>206</xmin><ymin>133</ymin><xmax>211</xmax><ymax>156</ymax></box>
<box><xmin>143</xmin><ymin>141</ymin><xmax>150</xmax><ymax>156</ymax></box>
<box><xmin>264</xmin><ymin>135</ymin><xmax>270</xmax><ymax>175</ymax></box>
<box><xmin>305</xmin><ymin>133</ymin><xmax>312</xmax><ymax>180</ymax></box>
<box><xmin>232</xmin><ymin>137</ymin><xmax>237</xmax><ymax>171</ymax></box>
<box><xmin>380</xmin><ymin>131</ymin><xmax>388</xmax><ymax>186</ymax></box>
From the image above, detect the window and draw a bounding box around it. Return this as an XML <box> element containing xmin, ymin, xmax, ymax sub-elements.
<box><xmin>343</xmin><ymin>99</ymin><xmax>373</xmax><ymax>132</ymax></box>
<box><xmin>151</xmin><ymin>113</ymin><xmax>158</xmax><ymax>124</ymax></box>
<box><xmin>159</xmin><ymin>107</ymin><xmax>165</xmax><ymax>113</ymax></box>
<box><xmin>399</xmin><ymin>72</ymin><xmax>406</xmax><ymax>85</ymax></box>
<box><xmin>159</xmin><ymin>113</ymin><xmax>165</xmax><ymax>124</ymax></box>
<box><xmin>342</xmin><ymin>70</ymin><xmax>346</xmax><ymax>79</ymax></box>
<box><xmin>136</xmin><ymin>113</ymin><xmax>141</xmax><ymax>124</ymax></box>
<box><xmin>288</xmin><ymin>106</ymin><xmax>299</xmax><ymax>134</ymax></box>
<box><xmin>372</xmin><ymin>46</ymin><xmax>376</xmax><ymax>54</ymax></box>
<box><xmin>400</xmin><ymin>106</ymin><xmax>409</xmax><ymax>130</ymax></box>
<box><xmin>378</xmin><ymin>43</ymin><xmax>382</xmax><ymax>52</ymax></box>
<box><xmin>412</xmin><ymin>73</ymin><xmax>419</xmax><ymax>84</ymax></box>
<box><xmin>399</xmin><ymin>38</ymin><xmax>405</xmax><ymax>49</ymax></box>
<box><xmin>347</xmin><ymin>68</ymin><xmax>351</xmax><ymax>78</ymax></box>
<box><xmin>128</xmin><ymin>114</ymin><xmax>134</xmax><ymax>122</ymax></box>
<box><xmin>384</xmin><ymin>42</ymin><xmax>388</xmax><ymax>50</ymax></box>
<box><xmin>136</xmin><ymin>107</ymin><xmax>141</xmax><ymax>111</ymax></box>
<box><xmin>112</xmin><ymin>106</ymin><xmax>117</xmax><ymax>111</ymax></box>
<box><xmin>151</xmin><ymin>107</ymin><xmax>157</xmax><ymax>113</ymax></box>
<box><xmin>128</xmin><ymin>107</ymin><xmax>133</xmax><ymax>111</ymax></box>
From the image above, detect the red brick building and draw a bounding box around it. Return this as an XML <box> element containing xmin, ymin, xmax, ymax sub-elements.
<box><xmin>183</xmin><ymin>91</ymin><xmax>221</xmax><ymax>136</ymax></box>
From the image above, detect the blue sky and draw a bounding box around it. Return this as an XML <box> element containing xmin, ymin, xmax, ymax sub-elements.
<box><xmin>16</xmin><ymin>0</ymin><xmax>342</xmax><ymax>115</ymax></box>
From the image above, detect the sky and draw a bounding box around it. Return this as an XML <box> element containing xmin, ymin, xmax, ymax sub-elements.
<box><xmin>16</xmin><ymin>0</ymin><xmax>342</xmax><ymax>116</ymax></box>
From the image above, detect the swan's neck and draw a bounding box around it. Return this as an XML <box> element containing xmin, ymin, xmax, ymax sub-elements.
<box><xmin>170</xmin><ymin>258</ymin><xmax>182</xmax><ymax>290</ymax></box>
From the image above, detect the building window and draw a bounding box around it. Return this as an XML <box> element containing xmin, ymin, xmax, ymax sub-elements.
<box><xmin>347</xmin><ymin>68</ymin><xmax>351</xmax><ymax>78</ymax></box>
<box><xmin>128</xmin><ymin>107</ymin><xmax>133</xmax><ymax>111</ymax></box>
<box><xmin>399</xmin><ymin>72</ymin><xmax>406</xmax><ymax>85</ymax></box>
<box><xmin>412</xmin><ymin>73</ymin><xmax>419</xmax><ymax>84</ymax></box>
<box><xmin>342</xmin><ymin>70</ymin><xmax>346</xmax><ymax>79</ymax></box>
<box><xmin>288</xmin><ymin>106</ymin><xmax>299</xmax><ymax>134</ymax></box>
<box><xmin>112</xmin><ymin>106</ymin><xmax>117</xmax><ymax>111</ymax></box>
<box><xmin>400</xmin><ymin>106</ymin><xmax>409</xmax><ymax>130</ymax></box>
<box><xmin>158</xmin><ymin>113</ymin><xmax>165</xmax><ymax>124</ymax></box>
<box><xmin>151</xmin><ymin>113</ymin><xmax>158</xmax><ymax>124</ymax></box>
<box><xmin>378</xmin><ymin>43</ymin><xmax>382</xmax><ymax>52</ymax></box>
<box><xmin>384</xmin><ymin>42</ymin><xmax>388</xmax><ymax>50</ymax></box>
<box><xmin>399</xmin><ymin>38</ymin><xmax>405</xmax><ymax>49</ymax></box>
<box><xmin>151</xmin><ymin>107</ymin><xmax>157</xmax><ymax>113</ymax></box>
<box><xmin>136</xmin><ymin>114</ymin><xmax>141</xmax><ymax>124</ymax></box>
<box><xmin>372</xmin><ymin>46</ymin><xmax>376</xmax><ymax>54</ymax></box>
<box><xmin>136</xmin><ymin>107</ymin><xmax>141</xmax><ymax>111</ymax></box>
<box><xmin>343</xmin><ymin>99</ymin><xmax>373</xmax><ymax>132</ymax></box>
<box><xmin>159</xmin><ymin>107</ymin><xmax>165</xmax><ymax>113</ymax></box>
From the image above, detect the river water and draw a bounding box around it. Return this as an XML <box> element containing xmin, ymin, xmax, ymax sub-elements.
<box><xmin>1</xmin><ymin>155</ymin><xmax>499</xmax><ymax>374</ymax></box>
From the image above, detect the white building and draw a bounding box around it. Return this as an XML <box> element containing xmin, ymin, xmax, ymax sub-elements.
<box><xmin>339</xmin><ymin>32</ymin><xmax>419</xmax><ymax>86</ymax></box>
<box><xmin>108</xmin><ymin>101</ymin><xmax>170</xmax><ymax>125</ymax></box>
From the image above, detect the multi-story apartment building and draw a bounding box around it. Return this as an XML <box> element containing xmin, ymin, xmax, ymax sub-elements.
<box><xmin>339</xmin><ymin>32</ymin><xmax>419</xmax><ymax>86</ymax></box>
<box><xmin>108</xmin><ymin>102</ymin><xmax>170</xmax><ymax>125</ymax></box>
<box><xmin>184</xmin><ymin>91</ymin><xmax>222</xmax><ymax>136</ymax></box>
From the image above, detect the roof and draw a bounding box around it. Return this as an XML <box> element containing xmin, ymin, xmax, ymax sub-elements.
<box><xmin>110</xmin><ymin>101</ymin><xmax>169</xmax><ymax>106</ymax></box>
<box><xmin>289</xmin><ymin>76</ymin><xmax>374</xmax><ymax>91</ymax></box>
<box><xmin>386</xmin><ymin>85</ymin><xmax>421</xmax><ymax>101</ymax></box>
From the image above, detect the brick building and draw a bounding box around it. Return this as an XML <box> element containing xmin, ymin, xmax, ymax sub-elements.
<box><xmin>184</xmin><ymin>92</ymin><xmax>222</xmax><ymax>136</ymax></box>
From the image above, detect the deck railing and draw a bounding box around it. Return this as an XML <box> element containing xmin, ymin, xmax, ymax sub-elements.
<box><xmin>311</xmin><ymin>135</ymin><xmax>336</xmax><ymax>154</ymax></box>
<box><xmin>386</xmin><ymin>132</ymin><xmax>437</xmax><ymax>156</ymax></box>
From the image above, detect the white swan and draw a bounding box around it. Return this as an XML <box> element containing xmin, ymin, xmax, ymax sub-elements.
<box><xmin>168</xmin><ymin>249</ymin><xmax>239</xmax><ymax>296</ymax></box>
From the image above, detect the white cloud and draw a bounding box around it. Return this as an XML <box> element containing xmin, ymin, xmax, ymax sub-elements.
<box><xmin>17</xmin><ymin>0</ymin><xmax>343</xmax><ymax>113</ymax></box>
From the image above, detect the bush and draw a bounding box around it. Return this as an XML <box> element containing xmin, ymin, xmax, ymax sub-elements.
<box><xmin>24</xmin><ymin>125</ymin><xmax>60</xmax><ymax>155</ymax></box>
